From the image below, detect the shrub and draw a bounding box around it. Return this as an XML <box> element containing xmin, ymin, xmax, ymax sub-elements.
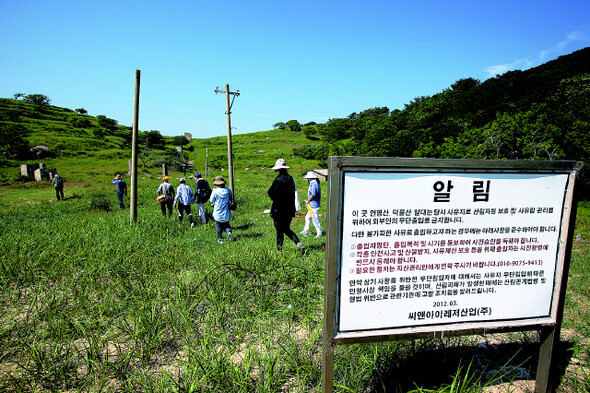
<box><xmin>293</xmin><ymin>143</ymin><xmax>328</xmax><ymax>160</ymax></box>
<box><xmin>0</xmin><ymin>123</ymin><xmax>29</xmax><ymax>159</ymax></box>
<box><xmin>89</xmin><ymin>192</ymin><xmax>112</xmax><ymax>212</ymax></box>
<box><xmin>96</xmin><ymin>115</ymin><xmax>118</xmax><ymax>132</ymax></box>
<box><xmin>170</xmin><ymin>135</ymin><xmax>189</xmax><ymax>146</ymax></box>
<box><xmin>70</xmin><ymin>117</ymin><xmax>92</xmax><ymax>128</ymax></box>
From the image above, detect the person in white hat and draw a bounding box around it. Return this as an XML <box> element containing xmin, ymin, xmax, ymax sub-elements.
<box><xmin>300</xmin><ymin>171</ymin><xmax>322</xmax><ymax>238</ymax></box>
<box><xmin>267</xmin><ymin>158</ymin><xmax>304</xmax><ymax>252</ymax></box>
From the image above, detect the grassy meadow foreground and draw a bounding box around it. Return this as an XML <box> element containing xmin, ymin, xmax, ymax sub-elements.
<box><xmin>1</xmin><ymin>134</ymin><xmax>590</xmax><ymax>391</ymax></box>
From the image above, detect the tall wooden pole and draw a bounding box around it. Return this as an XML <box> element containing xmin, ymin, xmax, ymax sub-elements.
<box><xmin>130</xmin><ymin>69</ymin><xmax>140</xmax><ymax>224</ymax></box>
<box><xmin>205</xmin><ymin>147</ymin><xmax>209</xmax><ymax>180</ymax></box>
<box><xmin>215</xmin><ymin>84</ymin><xmax>239</xmax><ymax>193</ymax></box>
<box><xmin>224</xmin><ymin>84</ymin><xmax>235</xmax><ymax>193</ymax></box>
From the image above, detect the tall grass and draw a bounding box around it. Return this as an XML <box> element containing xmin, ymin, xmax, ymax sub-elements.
<box><xmin>0</xmin><ymin>174</ymin><xmax>328</xmax><ymax>391</ymax></box>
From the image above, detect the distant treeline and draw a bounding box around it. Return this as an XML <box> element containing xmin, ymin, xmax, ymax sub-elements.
<box><xmin>292</xmin><ymin>47</ymin><xmax>590</xmax><ymax>196</ymax></box>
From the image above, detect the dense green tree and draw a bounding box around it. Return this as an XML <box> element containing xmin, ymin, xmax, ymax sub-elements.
<box><xmin>24</xmin><ymin>94</ymin><xmax>50</xmax><ymax>106</ymax></box>
<box><xmin>171</xmin><ymin>135</ymin><xmax>189</xmax><ymax>146</ymax></box>
<box><xmin>0</xmin><ymin>123</ymin><xmax>29</xmax><ymax>158</ymax></box>
<box><xmin>302</xmin><ymin>125</ymin><xmax>318</xmax><ymax>139</ymax></box>
<box><xmin>75</xmin><ymin>108</ymin><xmax>88</xmax><ymax>114</ymax></box>
<box><xmin>286</xmin><ymin>120</ymin><xmax>301</xmax><ymax>132</ymax></box>
<box><xmin>317</xmin><ymin>117</ymin><xmax>353</xmax><ymax>143</ymax></box>
<box><xmin>143</xmin><ymin>130</ymin><xmax>165</xmax><ymax>150</ymax></box>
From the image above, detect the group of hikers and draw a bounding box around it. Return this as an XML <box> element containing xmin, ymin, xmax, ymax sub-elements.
<box><xmin>156</xmin><ymin>172</ymin><xmax>235</xmax><ymax>243</ymax></box>
<box><xmin>154</xmin><ymin>158</ymin><xmax>323</xmax><ymax>249</ymax></box>
<box><xmin>54</xmin><ymin>158</ymin><xmax>321</xmax><ymax>250</ymax></box>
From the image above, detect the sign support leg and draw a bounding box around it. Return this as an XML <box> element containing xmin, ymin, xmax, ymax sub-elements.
<box><xmin>535</xmin><ymin>326</ymin><xmax>557</xmax><ymax>393</ymax></box>
<box><xmin>322</xmin><ymin>338</ymin><xmax>334</xmax><ymax>393</ymax></box>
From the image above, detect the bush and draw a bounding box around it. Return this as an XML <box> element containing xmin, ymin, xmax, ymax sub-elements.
<box><xmin>96</xmin><ymin>115</ymin><xmax>118</xmax><ymax>132</ymax></box>
<box><xmin>293</xmin><ymin>143</ymin><xmax>328</xmax><ymax>160</ymax></box>
<box><xmin>70</xmin><ymin>117</ymin><xmax>92</xmax><ymax>128</ymax></box>
<box><xmin>302</xmin><ymin>125</ymin><xmax>319</xmax><ymax>139</ymax></box>
<box><xmin>89</xmin><ymin>192</ymin><xmax>112</xmax><ymax>212</ymax></box>
<box><xmin>0</xmin><ymin>123</ymin><xmax>29</xmax><ymax>159</ymax></box>
<box><xmin>170</xmin><ymin>135</ymin><xmax>189</xmax><ymax>146</ymax></box>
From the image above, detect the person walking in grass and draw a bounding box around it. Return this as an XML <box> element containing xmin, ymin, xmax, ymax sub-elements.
<box><xmin>267</xmin><ymin>158</ymin><xmax>304</xmax><ymax>252</ymax></box>
<box><xmin>209</xmin><ymin>176</ymin><xmax>234</xmax><ymax>243</ymax></box>
<box><xmin>157</xmin><ymin>176</ymin><xmax>175</xmax><ymax>217</ymax></box>
<box><xmin>194</xmin><ymin>172</ymin><xmax>212</xmax><ymax>224</ymax></box>
<box><xmin>112</xmin><ymin>174</ymin><xmax>127</xmax><ymax>209</ymax></box>
<box><xmin>173</xmin><ymin>178</ymin><xmax>196</xmax><ymax>227</ymax></box>
<box><xmin>52</xmin><ymin>174</ymin><xmax>64</xmax><ymax>201</ymax></box>
<box><xmin>300</xmin><ymin>171</ymin><xmax>323</xmax><ymax>238</ymax></box>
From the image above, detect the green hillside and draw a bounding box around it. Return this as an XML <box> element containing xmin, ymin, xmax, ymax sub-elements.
<box><xmin>0</xmin><ymin>96</ymin><xmax>324</xmax><ymax>190</ymax></box>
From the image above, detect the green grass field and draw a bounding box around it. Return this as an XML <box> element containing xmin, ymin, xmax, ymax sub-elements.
<box><xmin>1</xmin><ymin>129</ymin><xmax>589</xmax><ymax>391</ymax></box>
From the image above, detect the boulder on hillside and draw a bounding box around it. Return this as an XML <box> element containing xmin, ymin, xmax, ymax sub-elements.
<box><xmin>29</xmin><ymin>145</ymin><xmax>51</xmax><ymax>159</ymax></box>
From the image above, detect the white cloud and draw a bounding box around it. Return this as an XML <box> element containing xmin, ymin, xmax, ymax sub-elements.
<box><xmin>484</xmin><ymin>27</ymin><xmax>590</xmax><ymax>78</ymax></box>
<box><xmin>484</xmin><ymin>64</ymin><xmax>511</xmax><ymax>76</ymax></box>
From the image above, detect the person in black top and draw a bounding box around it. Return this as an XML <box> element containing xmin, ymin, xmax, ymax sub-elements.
<box><xmin>267</xmin><ymin>158</ymin><xmax>304</xmax><ymax>252</ymax></box>
<box><xmin>194</xmin><ymin>172</ymin><xmax>211</xmax><ymax>224</ymax></box>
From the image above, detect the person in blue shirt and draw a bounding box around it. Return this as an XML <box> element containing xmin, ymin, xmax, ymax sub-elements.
<box><xmin>300</xmin><ymin>171</ymin><xmax>322</xmax><ymax>237</ymax></box>
<box><xmin>112</xmin><ymin>174</ymin><xmax>127</xmax><ymax>209</ymax></box>
<box><xmin>209</xmin><ymin>176</ymin><xmax>234</xmax><ymax>243</ymax></box>
<box><xmin>173</xmin><ymin>178</ymin><xmax>196</xmax><ymax>227</ymax></box>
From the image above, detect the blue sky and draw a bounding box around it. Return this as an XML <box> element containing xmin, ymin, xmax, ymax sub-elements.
<box><xmin>1</xmin><ymin>0</ymin><xmax>589</xmax><ymax>138</ymax></box>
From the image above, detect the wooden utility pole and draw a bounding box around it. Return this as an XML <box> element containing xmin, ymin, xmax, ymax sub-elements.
<box><xmin>215</xmin><ymin>84</ymin><xmax>240</xmax><ymax>193</ymax></box>
<box><xmin>130</xmin><ymin>69</ymin><xmax>140</xmax><ymax>224</ymax></box>
<box><xmin>205</xmin><ymin>147</ymin><xmax>209</xmax><ymax>179</ymax></box>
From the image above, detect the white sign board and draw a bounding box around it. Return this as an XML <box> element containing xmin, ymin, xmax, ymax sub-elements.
<box><xmin>336</xmin><ymin>171</ymin><xmax>570</xmax><ymax>334</ymax></box>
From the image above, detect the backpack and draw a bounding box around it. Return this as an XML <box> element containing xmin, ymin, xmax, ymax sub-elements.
<box><xmin>54</xmin><ymin>177</ymin><xmax>63</xmax><ymax>188</ymax></box>
<box><xmin>197</xmin><ymin>179</ymin><xmax>212</xmax><ymax>202</ymax></box>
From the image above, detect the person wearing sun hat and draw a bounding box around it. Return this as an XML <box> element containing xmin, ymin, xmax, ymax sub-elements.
<box><xmin>267</xmin><ymin>158</ymin><xmax>304</xmax><ymax>252</ymax></box>
<box><xmin>112</xmin><ymin>173</ymin><xmax>127</xmax><ymax>209</ymax></box>
<box><xmin>173</xmin><ymin>177</ymin><xmax>196</xmax><ymax>227</ymax></box>
<box><xmin>209</xmin><ymin>175</ymin><xmax>234</xmax><ymax>243</ymax></box>
<box><xmin>157</xmin><ymin>176</ymin><xmax>175</xmax><ymax>217</ymax></box>
<box><xmin>300</xmin><ymin>171</ymin><xmax>322</xmax><ymax>238</ymax></box>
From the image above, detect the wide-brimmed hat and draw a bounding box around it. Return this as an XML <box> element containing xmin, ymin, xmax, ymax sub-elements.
<box><xmin>213</xmin><ymin>176</ymin><xmax>226</xmax><ymax>186</ymax></box>
<box><xmin>304</xmin><ymin>171</ymin><xmax>317</xmax><ymax>179</ymax></box>
<box><xmin>271</xmin><ymin>158</ymin><xmax>290</xmax><ymax>170</ymax></box>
